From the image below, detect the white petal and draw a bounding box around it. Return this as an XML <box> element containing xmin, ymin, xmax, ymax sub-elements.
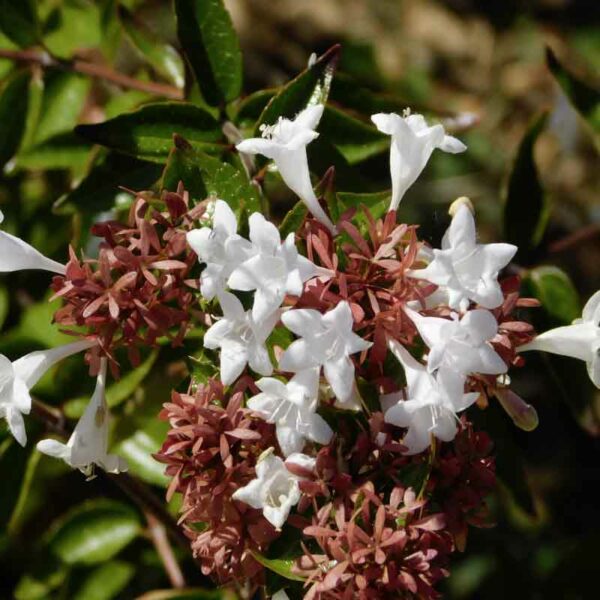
<box><xmin>248</xmin><ymin>341</ymin><xmax>273</xmax><ymax>377</ymax></box>
<box><xmin>203</xmin><ymin>318</ymin><xmax>232</xmax><ymax>349</ymax></box>
<box><xmin>281</xmin><ymin>308</ymin><xmax>323</xmax><ymax>338</ymax></box>
<box><xmin>4</xmin><ymin>405</ymin><xmax>27</xmax><ymax>446</ymax></box>
<box><xmin>0</xmin><ymin>231</ymin><xmax>66</xmax><ymax>275</ymax></box>
<box><xmin>431</xmin><ymin>411</ymin><xmax>458</xmax><ymax>442</ymax></box>
<box><xmin>213</xmin><ymin>200</ymin><xmax>237</xmax><ymax>237</ymax></box>
<box><xmin>582</xmin><ymin>290</ymin><xmax>600</xmax><ymax>325</ymax></box>
<box><xmin>276</xmin><ymin>424</ymin><xmax>305</xmax><ymax>457</ymax></box>
<box><xmin>520</xmin><ymin>324</ymin><xmax>595</xmax><ymax>363</ymax></box>
<box><xmin>252</xmin><ymin>287</ymin><xmax>284</xmax><ymax>324</ymax></box>
<box><xmin>232</xmin><ymin>478</ymin><xmax>265</xmax><ymax>509</ymax></box>
<box><xmin>220</xmin><ymin>339</ymin><xmax>249</xmax><ymax>384</ymax></box>
<box><xmin>279</xmin><ymin>339</ymin><xmax>320</xmax><ymax>373</ymax></box>
<box><xmin>307</xmin><ymin>412</ymin><xmax>334</xmax><ymax>445</ymax></box>
<box><xmin>236</xmin><ymin>137</ymin><xmax>280</xmax><ymax>159</ymax></box>
<box><xmin>287</xmin><ymin>368</ymin><xmax>320</xmax><ymax>401</ymax></box>
<box><xmin>294</xmin><ymin>104</ymin><xmax>324</xmax><ymax>131</ymax></box>
<box><xmin>249</xmin><ymin>213</ymin><xmax>281</xmax><ymax>254</ymax></box>
<box><xmin>286</xmin><ymin>452</ymin><xmax>316</xmax><ymax>472</ymax></box>
<box><xmin>324</xmin><ymin>354</ymin><xmax>354</xmax><ymax>402</ymax></box>
<box><xmin>12</xmin><ymin>339</ymin><xmax>95</xmax><ymax>389</ymax></box>
<box><xmin>442</xmin><ymin>204</ymin><xmax>476</xmax><ymax>252</ymax></box>
<box><xmin>439</xmin><ymin>135</ymin><xmax>467</xmax><ymax>153</ymax></box>
<box><xmin>461</xmin><ymin>309</ymin><xmax>498</xmax><ymax>345</ymax></box>
<box><xmin>185</xmin><ymin>228</ymin><xmax>213</xmax><ymax>261</ymax></box>
<box><xmin>37</xmin><ymin>438</ymin><xmax>71</xmax><ymax>460</ymax></box>
<box><xmin>218</xmin><ymin>291</ymin><xmax>246</xmax><ymax>322</ymax></box>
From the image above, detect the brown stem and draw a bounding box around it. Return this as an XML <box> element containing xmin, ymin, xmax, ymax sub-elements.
<box><xmin>31</xmin><ymin>398</ymin><xmax>189</xmax><ymax>551</ymax></box>
<box><xmin>144</xmin><ymin>510</ymin><xmax>186</xmax><ymax>588</ymax></box>
<box><xmin>0</xmin><ymin>47</ymin><xmax>183</xmax><ymax>100</ymax></box>
<box><xmin>548</xmin><ymin>223</ymin><xmax>600</xmax><ymax>254</ymax></box>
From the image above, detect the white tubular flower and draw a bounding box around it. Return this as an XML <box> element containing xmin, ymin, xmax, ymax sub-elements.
<box><xmin>37</xmin><ymin>358</ymin><xmax>128</xmax><ymax>476</ymax></box>
<box><xmin>232</xmin><ymin>449</ymin><xmax>315</xmax><ymax>529</ymax></box>
<box><xmin>236</xmin><ymin>105</ymin><xmax>336</xmax><ymax>232</ymax></box>
<box><xmin>186</xmin><ymin>200</ymin><xmax>254</xmax><ymax>301</ymax></box>
<box><xmin>272</xmin><ymin>591</ymin><xmax>290</xmax><ymax>600</ymax></box>
<box><xmin>248</xmin><ymin>368</ymin><xmax>333</xmax><ymax>457</ymax></box>
<box><xmin>278</xmin><ymin>301</ymin><xmax>372</xmax><ymax>404</ymax></box>
<box><xmin>371</xmin><ymin>111</ymin><xmax>466</xmax><ymax>211</ymax></box>
<box><xmin>405</xmin><ymin>307</ymin><xmax>507</xmax><ymax>376</ymax></box>
<box><xmin>227</xmin><ymin>213</ymin><xmax>318</xmax><ymax>323</ymax></box>
<box><xmin>204</xmin><ymin>291</ymin><xmax>278</xmax><ymax>385</ymax></box>
<box><xmin>0</xmin><ymin>339</ymin><xmax>95</xmax><ymax>446</ymax></box>
<box><xmin>383</xmin><ymin>339</ymin><xmax>479</xmax><ymax>454</ymax></box>
<box><xmin>0</xmin><ymin>227</ymin><xmax>66</xmax><ymax>274</ymax></box>
<box><xmin>519</xmin><ymin>290</ymin><xmax>600</xmax><ymax>388</ymax></box>
<box><xmin>408</xmin><ymin>204</ymin><xmax>517</xmax><ymax>311</ymax></box>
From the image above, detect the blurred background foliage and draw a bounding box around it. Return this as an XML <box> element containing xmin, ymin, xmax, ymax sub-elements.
<box><xmin>0</xmin><ymin>0</ymin><xmax>599</xmax><ymax>598</ymax></box>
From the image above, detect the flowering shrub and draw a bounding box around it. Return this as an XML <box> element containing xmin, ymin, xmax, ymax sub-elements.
<box><xmin>1</xmin><ymin>1</ymin><xmax>598</xmax><ymax>599</ymax></box>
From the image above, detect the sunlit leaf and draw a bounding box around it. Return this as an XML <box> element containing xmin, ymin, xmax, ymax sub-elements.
<box><xmin>47</xmin><ymin>499</ymin><xmax>141</xmax><ymax>565</ymax></box>
<box><xmin>72</xmin><ymin>560</ymin><xmax>135</xmax><ymax>600</ymax></box>
<box><xmin>526</xmin><ymin>265</ymin><xmax>581</xmax><ymax>325</ymax></box>
<box><xmin>174</xmin><ymin>0</ymin><xmax>243</xmax><ymax>106</ymax></box>
<box><xmin>250</xmin><ymin>551</ymin><xmax>306</xmax><ymax>582</ymax></box>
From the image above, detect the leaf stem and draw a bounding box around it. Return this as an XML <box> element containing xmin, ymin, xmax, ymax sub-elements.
<box><xmin>0</xmin><ymin>47</ymin><xmax>183</xmax><ymax>100</ymax></box>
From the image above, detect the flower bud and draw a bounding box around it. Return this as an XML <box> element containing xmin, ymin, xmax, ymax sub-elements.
<box><xmin>495</xmin><ymin>388</ymin><xmax>539</xmax><ymax>431</ymax></box>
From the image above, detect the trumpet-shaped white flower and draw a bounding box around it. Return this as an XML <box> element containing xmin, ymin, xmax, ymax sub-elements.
<box><xmin>186</xmin><ymin>200</ymin><xmax>254</xmax><ymax>301</ymax></box>
<box><xmin>204</xmin><ymin>292</ymin><xmax>278</xmax><ymax>385</ymax></box>
<box><xmin>0</xmin><ymin>225</ymin><xmax>66</xmax><ymax>274</ymax></box>
<box><xmin>248</xmin><ymin>368</ymin><xmax>333</xmax><ymax>457</ymax></box>
<box><xmin>236</xmin><ymin>105</ymin><xmax>335</xmax><ymax>232</ymax></box>
<box><xmin>278</xmin><ymin>301</ymin><xmax>372</xmax><ymax>404</ymax></box>
<box><xmin>406</xmin><ymin>307</ymin><xmax>507</xmax><ymax>376</ymax></box>
<box><xmin>228</xmin><ymin>213</ymin><xmax>318</xmax><ymax>322</ymax></box>
<box><xmin>409</xmin><ymin>204</ymin><xmax>517</xmax><ymax>311</ymax></box>
<box><xmin>371</xmin><ymin>111</ymin><xmax>466</xmax><ymax>211</ymax></box>
<box><xmin>37</xmin><ymin>358</ymin><xmax>128</xmax><ymax>476</ymax></box>
<box><xmin>0</xmin><ymin>339</ymin><xmax>95</xmax><ymax>446</ymax></box>
<box><xmin>232</xmin><ymin>449</ymin><xmax>315</xmax><ymax>529</ymax></box>
<box><xmin>383</xmin><ymin>340</ymin><xmax>479</xmax><ymax>454</ymax></box>
<box><xmin>519</xmin><ymin>290</ymin><xmax>600</xmax><ymax>388</ymax></box>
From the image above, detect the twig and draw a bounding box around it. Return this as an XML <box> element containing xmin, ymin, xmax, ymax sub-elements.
<box><xmin>30</xmin><ymin>398</ymin><xmax>189</xmax><ymax>551</ymax></box>
<box><xmin>0</xmin><ymin>47</ymin><xmax>183</xmax><ymax>100</ymax></box>
<box><xmin>548</xmin><ymin>223</ymin><xmax>600</xmax><ymax>254</ymax></box>
<box><xmin>145</xmin><ymin>510</ymin><xmax>186</xmax><ymax>588</ymax></box>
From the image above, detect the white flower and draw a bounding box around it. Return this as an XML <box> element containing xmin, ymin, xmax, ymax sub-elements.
<box><xmin>0</xmin><ymin>339</ymin><xmax>95</xmax><ymax>446</ymax></box>
<box><xmin>236</xmin><ymin>105</ymin><xmax>336</xmax><ymax>232</ymax></box>
<box><xmin>37</xmin><ymin>358</ymin><xmax>128</xmax><ymax>477</ymax></box>
<box><xmin>186</xmin><ymin>200</ymin><xmax>253</xmax><ymax>301</ymax></box>
<box><xmin>519</xmin><ymin>290</ymin><xmax>600</xmax><ymax>388</ymax></box>
<box><xmin>406</xmin><ymin>307</ymin><xmax>507</xmax><ymax>376</ymax></box>
<box><xmin>248</xmin><ymin>368</ymin><xmax>333</xmax><ymax>457</ymax></box>
<box><xmin>232</xmin><ymin>449</ymin><xmax>314</xmax><ymax>529</ymax></box>
<box><xmin>204</xmin><ymin>292</ymin><xmax>278</xmax><ymax>385</ymax></box>
<box><xmin>371</xmin><ymin>111</ymin><xmax>466</xmax><ymax>211</ymax></box>
<box><xmin>0</xmin><ymin>228</ymin><xmax>66</xmax><ymax>275</ymax></box>
<box><xmin>383</xmin><ymin>340</ymin><xmax>478</xmax><ymax>454</ymax></box>
<box><xmin>408</xmin><ymin>204</ymin><xmax>517</xmax><ymax>311</ymax></box>
<box><xmin>228</xmin><ymin>213</ymin><xmax>318</xmax><ymax>323</ymax></box>
<box><xmin>278</xmin><ymin>301</ymin><xmax>372</xmax><ymax>404</ymax></box>
<box><xmin>272</xmin><ymin>592</ymin><xmax>290</xmax><ymax>600</ymax></box>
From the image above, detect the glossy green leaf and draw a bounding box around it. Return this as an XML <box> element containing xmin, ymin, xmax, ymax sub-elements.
<box><xmin>250</xmin><ymin>551</ymin><xmax>306</xmax><ymax>582</ymax></box>
<box><xmin>33</xmin><ymin>72</ymin><xmax>91</xmax><ymax>144</ymax></box>
<box><xmin>54</xmin><ymin>153</ymin><xmax>163</xmax><ymax>215</ymax></box>
<box><xmin>526</xmin><ymin>266</ymin><xmax>581</xmax><ymax>325</ymax></box>
<box><xmin>162</xmin><ymin>136</ymin><xmax>261</xmax><ymax>212</ymax></box>
<box><xmin>47</xmin><ymin>499</ymin><xmax>141</xmax><ymax>565</ymax></box>
<box><xmin>234</xmin><ymin>89</ymin><xmax>276</xmax><ymax>126</ymax></box>
<box><xmin>319</xmin><ymin>106</ymin><xmax>388</xmax><ymax>164</ymax></box>
<box><xmin>503</xmin><ymin>113</ymin><xmax>549</xmax><ymax>259</ymax></box>
<box><xmin>72</xmin><ymin>560</ymin><xmax>135</xmax><ymax>600</ymax></box>
<box><xmin>16</xmin><ymin>132</ymin><xmax>91</xmax><ymax>171</ymax></box>
<box><xmin>547</xmin><ymin>47</ymin><xmax>600</xmax><ymax>133</ymax></box>
<box><xmin>334</xmin><ymin>190</ymin><xmax>391</xmax><ymax>223</ymax></box>
<box><xmin>119</xmin><ymin>6</ymin><xmax>185</xmax><ymax>89</ymax></box>
<box><xmin>279</xmin><ymin>201</ymin><xmax>308</xmax><ymax>238</ymax></box>
<box><xmin>14</xmin><ymin>557</ymin><xmax>67</xmax><ymax>600</ymax></box>
<box><xmin>256</xmin><ymin>44</ymin><xmax>340</xmax><ymax>134</ymax></box>
<box><xmin>75</xmin><ymin>102</ymin><xmax>224</xmax><ymax>162</ymax></box>
<box><xmin>19</xmin><ymin>69</ymin><xmax>44</xmax><ymax>153</ymax></box>
<box><xmin>114</xmin><ymin>420</ymin><xmax>170</xmax><ymax>487</ymax></box>
<box><xmin>174</xmin><ymin>0</ymin><xmax>243</xmax><ymax>106</ymax></box>
<box><xmin>0</xmin><ymin>0</ymin><xmax>39</xmax><ymax>48</ymax></box>
<box><xmin>7</xmin><ymin>449</ymin><xmax>42</xmax><ymax>535</ymax></box>
<box><xmin>0</xmin><ymin>70</ymin><xmax>31</xmax><ymax>169</ymax></box>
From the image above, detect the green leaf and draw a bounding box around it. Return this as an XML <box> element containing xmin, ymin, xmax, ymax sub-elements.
<box><xmin>334</xmin><ymin>190</ymin><xmax>391</xmax><ymax>223</ymax></box>
<box><xmin>0</xmin><ymin>438</ymin><xmax>29</xmax><ymax>528</ymax></box>
<box><xmin>546</xmin><ymin>46</ymin><xmax>600</xmax><ymax>133</ymax></box>
<box><xmin>19</xmin><ymin>69</ymin><xmax>44</xmax><ymax>153</ymax></box>
<box><xmin>279</xmin><ymin>201</ymin><xmax>307</xmax><ymax>238</ymax></box>
<box><xmin>174</xmin><ymin>0</ymin><xmax>242</xmax><ymax>106</ymax></box>
<box><xmin>33</xmin><ymin>72</ymin><xmax>91</xmax><ymax>144</ymax></box>
<box><xmin>250</xmin><ymin>551</ymin><xmax>306</xmax><ymax>582</ymax></box>
<box><xmin>256</xmin><ymin>44</ymin><xmax>340</xmax><ymax>134</ymax></box>
<box><xmin>47</xmin><ymin>499</ymin><xmax>141</xmax><ymax>565</ymax></box>
<box><xmin>234</xmin><ymin>89</ymin><xmax>276</xmax><ymax>126</ymax></box>
<box><xmin>7</xmin><ymin>449</ymin><xmax>42</xmax><ymax>535</ymax></box>
<box><xmin>14</xmin><ymin>557</ymin><xmax>68</xmax><ymax>600</ymax></box>
<box><xmin>162</xmin><ymin>136</ymin><xmax>261</xmax><ymax>213</ymax></box>
<box><xmin>503</xmin><ymin>113</ymin><xmax>549</xmax><ymax>259</ymax></box>
<box><xmin>72</xmin><ymin>560</ymin><xmax>135</xmax><ymax>600</ymax></box>
<box><xmin>0</xmin><ymin>0</ymin><xmax>39</xmax><ymax>48</ymax></box>
<box><xmin>0</xmin><ymin>70</ymin><xmax>32</xmax><ymax>169</ymax></box>
<box><xmin>119</xmin><ymin>6</ymin><xmax>185</xmax><ymax>89</ymax></box>
<box><xmin>15</xmin><ymin>132</ymin><xmax>91</xmax><ymax>171</ymax></box>
<box><xmin>54</xmin><ymin>153</ymin><xmax>163</xmax><ymax>215</ymax></box>
<box><xmin>526</xmin><ymin>265</ymin><xmax>581</xmax><ymax>325</ymax></box>
<box><xmin>114</xmin><ymin>420</ymin><xmax>169</xmax><ymax>487</ymax></box>
<box><xmin>75</xmin><ymin>102</ymin><xmax>224</xmax><ymax>162</ymax></box>
<box><xmin>0</xmin><ymin>286</ymin><xmax>9</xmax><ymax>329</ymax></box>
<box><xmin>318</xmin><ymin>105</ymin><xmax>388</xmax><ymax>164</ymax></box>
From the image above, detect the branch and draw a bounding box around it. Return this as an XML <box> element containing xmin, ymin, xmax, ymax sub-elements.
<box><xmin>30</xmin><ymin>398</ymin><xmax>190</xmax><ymax>551</ymax></box>
<box><xmin>145</xmin><ymin>510</ymin><xmax>186</xmax><ymax>588</ymax></box>
<box><xmin>0</xmin><ymin>47</ymin><xmax>183</xmax><ymax>100</ymax></box>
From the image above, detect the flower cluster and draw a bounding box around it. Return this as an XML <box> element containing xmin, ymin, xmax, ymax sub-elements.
<box><xmin>2</xmin><ymin>100</ymin><xmax>599</xmax><ymax>599</ymax></box>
